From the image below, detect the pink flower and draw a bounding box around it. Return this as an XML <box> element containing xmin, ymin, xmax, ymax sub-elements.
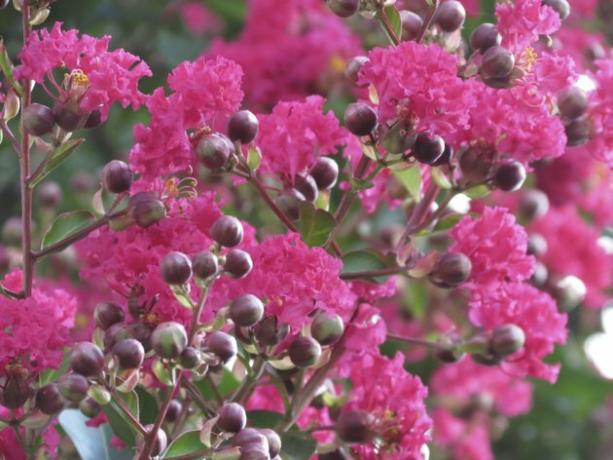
<box><xmin>222</xmin><ymin>232</ymin><xmax>356</xmax><ymax>331</ymax></box>
<box><xmin>343</xmin><ymin>352</ymin><xmax>432</xmax><ymax>459</ymax></box>
<box><xmin>256</xmin><ymin>96</ymin><xmax>347</xmax><ymax>181</ymax></box>
<box><xmin>359</xmin><ymin>42</ymin><xmax>473</xmax><ymax>146</ymax></box>
<box><xmin>343</xmin><ymin>303</ymin><xmax>387</xmax><ymax>356</ymax></box>
<box><xmin>16</xmin><ymin>22</ymin><xmax>151</xmax><ymax>119</ymax></box>
<box><xmin>208</xmin><ymin>0</ymin><xmax>361</xmax><ymax>107</ymax></box>
<box><xmin>171</xmin><ymin>1</ymin><xmax>221</xmax><ymax>36</ymax></box>
<box><xmin>0</xmin><ymin>426</ymin><xmax>25</xmax><ymax>460</ymax></box>
<box><xmin>0</xmin><ymin>271</ymin><xmax>76</xmax><ymax>374</ymax></box>
<box><xmin>449</xmin><ymin>207</ymin><xmax>535</xmax><ymax>287</ymax></box>
<box><xmin>432</xmin><ymin>409</ymin><xmax>493</xmax><ymax>460</ymax></box>
<box><xmin>496</xmin><ymin>0</ymin><xmax>561</xmax><ymax>53</ymax></box>
<box><xmin>587</xmin><ymin>58</ymin><xmax>613</xmax><ymax>167</ymax></box>
<box><xmin>530</xmin><ymin>206</ymin><xmax>612</xmax><ymax>308</ymax></box>
<box><xmin>468</xmin><ymin>283</ymin><xmax>567</xmax><ymax>382</ymax></box>
<box><xmin>431</xmin><ymin>357</ymin><xmax>533</xmax><ymax>417</ymax></box>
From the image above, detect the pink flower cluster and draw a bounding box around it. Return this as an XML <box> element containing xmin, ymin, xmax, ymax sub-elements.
<box><xmin>16</xmin><ymin>22</ymin><xmax>151</xmax><ymax>119</ymax></box>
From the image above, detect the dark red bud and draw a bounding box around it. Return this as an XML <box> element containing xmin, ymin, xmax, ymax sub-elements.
<box><xmin>79</xmin><ymin>397</ymin><xmax>101</xmax><ymax>418</ymax></box>
<box><xmin>344</xmin><ymin>102</ymin><xmax>378</xmax><ymax>136</ymax></box>
<box><xmin>217</xmin><ymin>402</ymin><xmax>247</xmax><ymax>433</ymax></box>
<box><xmin>557</xmin><ymin>86</ymin><xmax>588</xmax><ymax>120</ymax></box>
<box><xmin>288</xmin><ymin>336</ymin><xmax>321</xmax><ymax>368</ymax></box>
<box><xmin>70</xmin><ymin>342</ymin><xmax>105</xmax><ymax>377</ymax></box>
<box><xmin>336</xmin><ymin>410</ymin><xmax>374</xmax><ymax>443</ymax></box>
<box><xmin>103</xmin><ymin>160</ymin><xmax>133</xmax><ymax>194</ymax></box>
<box><xmin>413</xmin><ymin>132</ymin><xmax>445</xmax><ymax>164</ymax></box>
<box><xmin>564</xmin><ymin>116</ymin><xmax>591</xmax><ymax>146</ymax></box>
<box><xmin>527</xmin><ymin>233</ymin><xmax>548</xmax><ymax>257</ymax></box>
<box><xmin>141</xmin><ymin>425</ymin><xmax>168</xmax><ymax>457</ymax></box>
<box><xmin>0</xmin><ymin>378</ymin><xmax>32</xmax><ymax>409</ymax></box>
<box><xmin>459</xmin><ymin>144</ymin><xmax>496</xmax><ymax>183</ymax></box>
<box><xmin>52</xmin><ymin>102</ymin><xmax>86</xmax><ymax>131</ymax></box>
<box><xmin>35</xmin><ymin>384</ymin><xmax>64</xmax><ymax>415</ymax></box>
<box><xmin>519</xmin><ymin>190</ymin><xmax>549</xmax><ymax>222</ymax></box>
<box><xmin>436</xmin><ymin>348</ymin><xmax>465</xmax><ymax>363</ymax></box>
<box><xmin>310</xmin><ymin>157</ymin><xmax>339</xmax><ymax>190</ymax></box>
<box><xmin>58</xmin><ymin>374</ymin><xmax>89</xmax><ymax>403</ymax></box>
<box><xmin>224</xmin><ymin>249</ymin><xmax>253</xmax><ymax>279</ymax></box>
<box><xmin>254</xmin><ymin>317</ymin><xmax>289</xmax><ymax>346</ymax></box>
<box><xmin>161</xmin><ymin>251</ymin><xmax>193</xmax><ymax>285</ymax></box>
<box><xmin>230</xmin><ymin>294</ymin><xmax>264</xmax><ymax>327</ymax></box>
<box><xmin>39</xmin><ymin>181</ymin><xmax>62</xmax><ymax>208</ymax></box>
<box><xmin>492</xmin><ymin>160</ymin><xmax>526</xmax><ymax>191</ymax></box>
<box><xmin>232</xmin><ymin>428</ymin><xmax>269</xmax><ymax>451</ymax></box>
<box><xmin>196</xmin><ymin>132</ymin><xmax>235</xmax><ymax>170</ymax></box>
<box><xmin>260</xmin><ymin>429</ymin><xmax>282</xmax><ymax>458</ymax></box>
<box><xmin>489</xmin><ymin>324</ymin><xmax>526</xmax><ymax>358</ymax></box>
<box><xmin>542</xmin><ymin>0</ymin><xmax>570</xmax><ymax>19</ymax></box>
<box><xmin>84</xmin><ymin>110</ymin><xmax>102</xmax><ymax>129</ymax></box>
<box><xmin>311</xmin><ymin>311</ymin><xmax>344</xmax><ymax>346</ymax></box>
<box><xmin>228</xmin><ymin>110</ymin><xmax>259</xmax><ymax>144</ymax></box>
<box><xmin>430</xmin><ymin>252</ymin><xmax>472</xmax><ymax>287</ymax></box>
<box><xmin>94</xmin><ymin>302</ymin><xmax>125</xmax><ymax>330</ymax></box>
<box><xmin>192</xmin><ymin>251</ymin><xmax>219</xmax><ymax>279</ymax></box>
<box><xmin>23</xmin><ymin>103</ymin><xmax>55</xmax><ymax>136</ymax></box>
<box><xmin>344</xmin><ymin>56</ymin><xmax>369</xmax><ymax>84</ymax></box>
<box><xmin>112</xmin><ymin>338</ymin><xmax>145</xmax><ymax>370</ymax></box>
<box><xmin>470</xmin><ymin>23</ymin><xmax>501</xmax><ymax>52</ymax></box>
<box><xmin>151</xmin><ymin>322</ymin><xmax>188</xmax><ymax>359</ymax></box>
<box><xmin>130</xmin><ymin>192</ymin><xmax>167</xmax><ymax>228</ymax></box>
<box><xmin>480</xmin><ymin>46</ymin><xmax>515</xmax><ymax>79</ymax></box>
<box><xmin>179</xmin><ymin>346</ymin><xmax>202</xmax><ymax>369</ymax></box>
<box><xmin>165</xmin><ymin>399</ymin><xmax>182</xmax><ymax>423</ymax></box>
<box><xmin>294</xmin><ymin>175</ymin><xmax>319</xmax><ymax>203</ymax></box>
<box><xmin>327</xmin><ymin>0</ymin><xmax>359</xmax><ymax>17</ymax></box>
<box><xmin>127</xmin><ymin>323</ymin><xmax>154</xmax><ymax>352</ymax></box>
<box><xmin>204</xmin><ymin>331</ymin><xmax>238</xmax><ymax>363</ymax></box>
<box><xmin>211</xmin><ymin>215</ymin><xmax>244</xmax><ymax>248</ymax></box>
<box><xmin>400</xmin><ymin>10</ymin><xmax>423</xmax><ymax>41</ymax></box>
<box><xmin>432</xmin><ymin>144</ymin><xmax>454</xmax><ymax>166</ymax></box>
<box><xmin>434</xmin><ymin>0</ymin><xmax>466</xmax><ymax>32</ymax></box>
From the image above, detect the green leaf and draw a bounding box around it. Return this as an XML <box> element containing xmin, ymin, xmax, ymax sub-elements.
<box><xmin>58</xmin><ymin>410</ymin><xmax>132</xmax><ymax>460</ymax></box>
<box><xmin>30</xmin><ymin>138</ymin><xmax>84</xmax><ymax>187</ymax></box>
<box><xmin>393</xmin><ymin>166</ymin><xmax>421</xmax><ymax>202</ymax></box>
<box><xmin>41</xmin><ymin>210</ymin><xmax>96</xmax><ymax>250</ymax></box>
<box><xmin>464</xmin><ymin>184</ymin><xmax>490</xmax><ymax>199</ymax></box>
<box><xmin>247</xmin><ymin>410</ymin><xmax>284</xmax><ymax>428</ymax></box>
<box><xmin>433</xmin><ymin>213</ymin><xmax>462</xmax><ymax>232</ymax></box>
<box><xmin>0</xmin><ymin>40</ymin><xmax>23</xmax><ymax>95</ymax></box>
<box><xmin>360</xmin><ymin>142</ymin><xmax>378</xmax><ymax>161</ymax></box>
<box><xmin>195</xmin><ymin>369</ymin><xmax>240</xmax><ymax>400</ymax></box>
<box><xmin>39</xmin><ymin>351</ymin><xmax>70</xmax><ymax>386</ymax></box>
<box><xmin>403</xmin><ymin>281</ymin><xmax>429</xmax><ymax>320</ymax></box>
<box><xmin>384</xmin><ymin>5</ymin><xmax>403</xmax><ymax>39</ymax></box>
<box><xmin>247</xmin><ymin>146</ymin><xmax>262</xmax><ymax>171</ymax></box>
<box><xmin>298</xmin><ymin>203</ymin><xmax>336</xmax><ymax>247</ymax></box>
<box><xmin>162</xmin><ymin>430</ymin><xmax>205</xmax><ymax>458</ymax></box>
<box><xmin>431</xmin><ymin>167</ymin><xmax>452</xmax><ymax>189</ymax></box>
<box><xmin>136</xmin><ymin>387</ymin><xmax>158</xmax><ymax>425</ymax></box>
<box><xmin>341</xmin><ymin>250</ymin><xmax>389</xmax><ymax>283</ymax></box>
<box><xmin>281</xmin><ymin>432</ymin><xmax>317</xmax><ymax>460</ymax></box>
<box><xmin>350</xmin><ymin>177</ymin><xmax>374</xmax><ymax>192</ymax></box>
<box><xmin>103</xmin><ymin>392</ymin><xmax>139</xmax><ymax>447</ymax></box>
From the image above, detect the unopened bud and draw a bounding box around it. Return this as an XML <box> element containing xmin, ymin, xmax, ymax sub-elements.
<box><xmin>112</xmin><ymin>338</ymin><xmax>145</xmax><ymax>370</ymax></box>
<box><xmin>228</xmin><ymin>110</ymin><xmax>259</xmax><ymax>144</ymax></box>
<box><xmin>151</xmin><ymin>322</ymin><xmax>188</xmax><ymax>359</ymax></box>
<box><xmin>165</xmin><ymin>399</ymin><xmax>182</xmax><ymax>423</ymax></box>
<box><xmin>211</xmin><ymin>215</ymin><xmax>244</xmax><ymax>248</ymax></box>
<box><xmin>434</xmin><ymin>0</ymin><xmax>465</xmax><ymax>32</ymax></box>
<box><xmin>224</xmin><ymin>249</ymin><xmax>253</xmax><ymax>279</ymax></box>
<box><xmin>196</xmin><ymin>132</ymin><xmax>235</xmax><ymax>170</ymax></box>
<box><xmin>288</xmin><ymin>336</ymin><xmax>321</xmax><ymax>368</ymax></box>
<box><xmin>564</xmin><ymin>116</ymin><xmax>591</xmax><ymax>146</ymax></box>
<box><xmin>23</xmin><ymin>103</ymin><xmax>55</xmax><ymax>136</ymax></box>
<box><xmin>52</xmin><ymin>102</ymin><xmax>86</xmax><ymax>131</ymax></box>
<box><xmin>161</xmin><ymin>251</ymin><xmax>193</xmax><ymax>285</ymax></box>
<box><xmin>519</xmin><ymin>190</ymin><xmax>549</xmax><ymax>222</ymax></box>
<box><xmin>480</xmin><ymin>46</ymin><xmax>515</xmax><ymax>79</ymax></box>
<box><xmin>39</xmin><ymin>181</ymin><xmax>62</xmax><ymax>208</ymax></box>
<box><xmin>127</xmin><ymin>323</ymin><xmax>154</xmax><ymax>352</ymax></box>
<box><xmin>311</xmin><ymin>311</ymin><xmax>344</xmax><ymax>346</ymax></box>
<box><xmin>230</xmin><ymin>294</ymin><xmax>264</xmax><ymax>327</ymax></box>
<box><xmin>58</xmin><ymin>374</ymin><xmax>89</xmax><ymax>403</ymax></box>
<box><xmin>84</xmin><ymin>110</ymin><xmax>102</xmax><ymax>129</ymax></box>
<box><xmin>344</xmin><ymin>102</ymin><xmax>378</xmax><ymax>136</ymax></box>
<box><xmin>232</xmin><ymin>428</ymin><xmax>269</xmax><ymax>451</ymax></box>
<box><xmin>542</xmin><ymin>0</ymin><xmax>570</xmax><ymax>19</ymax></box>
<box><xmin>94</xmin><ymin>302</ymin><xmax>125</xmax><ymax>330</ymax></box>
<box><xmin>192</xmin><ymin>251</ymin><xmax>219</xmax><ymax>280</ymax></box>
<box><xmin>70</xmin><ymin>342</ymin><xmax>105</xmax><ymax>377</ymax></box>
<box><xmin>459</xmin><ymin>144</ymin><xmax>496</xmax><ymax>183</ymax></box>
<box><xmin>204</xmin><ymin>331</ymin><xmax>237</xmax><ymax>363</ymax></box>
<box><xmin>400</xmin><ymin>10</ymin><xmax>423</xmax><ymax>41</ymax></box>
<box><xmin>103</xmin><ymin>160</ymin><xmax>133</xmax><ymax>194</ymax></box>
<box><xmin>436</xmin><ymin>347</ymin><xmax>465</xmax><ymax>363</ymax></box>
<box><xmin>254</xmin><ymin>317</ymin><xmax>289</xmax><ymax>346</ymax></box>
<box><xmin>218</xmin><ymin>403</ymin><xmax>247</xmax><ymax>433</ymax></box>
<box><xmin>345</xmin><ymin>56</ymin><xmax>369</xmax><ymax>84</ymax></box>
<box><xmin>310</xmin><ymin>157</ymin><xmax>339</xmax><ymax>190</ymax></box>
<box><xmin>294</xmin><ymin>174</ymin><xmax>318</xmax><ymax>203</ymax></box>
<box><xmin>0</xmin><ymin>378</ymin><xmax>31</xmax><ymax>409</ymax></box>
<box><xmin>557</xmin><ymin>87</ymin><xmax>588</xmax><ymax>120</ymax></box>
<box><xmin>140</xmin><ymin>425</ymin><xmax>168</xmax><ymax>457</ymax></box>
<box><xmin>527</xmin><ymin>233</ymin><xmax>548</xmax><ymax>257</ymax></box>
<box><xmin>430</xmin><ymin>252</ymin><xmax>472</xmax><ymax>287</ymax></box>
<box><xmin>336</xmin><ymin>410</ymin><xmax>374</xmax><ymax>443</ymax></box>
<box><xmin>554</xmin><ymin>275</ymin><xmax>586</xmax><ymax>310</ymax></box>
<box><xmin>327</xmin><ymin>0</ymin><xmax>359</xmax><ymax>17</ymax></box>
<box><xmin>489</xmin><ymin>324</ymin><xmax>526</xmax><ymax>358</ymax></box>
<box><xmin>79</xmin><ymin>397</ymin><xmax>101</xmax><ymax>418</ymax></box>
<box><xmin>470</xmin><ymin>23</ymin><xmax>501</xmax><ymax>52</ymax></box>
<box><xmin>260</xmin><ymin>429</ymin><xmax>282</xmax><ymax>458</ymax></box>
<box><xmin>130</xmin><ymin>192</ymin><xmax>167</xmax><ymax>228</ymax></box>
<box><xmin>35</xmin><ymin>384</ymin><xmax>64</xmax><ymax>415</ymax></box>
<box><xmin>413</xmin><ymin>132</ymin><xmax>445</xmax><ymax>164</ymax></box>
<box><xmin>179</xmin><ymin>346</ymin><xmax>202</xmax><ymax>369</ymax></box>
<box><xmin>492</xmin><ymin>160</ymin><xmax>526</xmax><ymax>191</ymax></box>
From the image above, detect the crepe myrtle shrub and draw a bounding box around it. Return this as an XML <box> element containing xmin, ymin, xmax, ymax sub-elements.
<box><xmin>0</xmin><ymin>1</ymin><xmax>605</xmax><ymax>459</ymax></box>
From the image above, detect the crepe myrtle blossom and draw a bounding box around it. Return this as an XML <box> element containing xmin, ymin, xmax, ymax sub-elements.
<box><xmin>16</xmin><ymin>22</ymin><xmax>151</xmax><ymax>120</ymax></box>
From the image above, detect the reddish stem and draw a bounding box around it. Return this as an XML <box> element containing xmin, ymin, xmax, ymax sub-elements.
<box><xmin>416</xmin><ymin>0</ymin><xmax>440</xmax><ymax>43</ymax></box>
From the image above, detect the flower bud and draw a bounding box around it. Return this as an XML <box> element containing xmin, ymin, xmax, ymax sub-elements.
<box><xmin>161</xmin><ymin>251</ymin><xmax>193</xmax><ymax>285</ymax></box>
<box><xmin>35</xmin><ymin>384</ymin><xmax>64</xmax><ymax>415</ymax></box>
<box><xmin>564</xmin><ymin>116</ymin><xmax>591</xmax><ymax>146</ymax></box>
<box><xmin>527</xmin><ymin>233</ymin><xmax>548</xmax><ymax>257</ymax></box>
<box><xmin>0</xmin><ymin>378</ymin><xmax>31</xmax><ymax>409</ymax></box>
<box><xmin>436</xmin><ymin>348</ymin><xmax>465</xmax><ymax>363</ymax></box>
<box><xmin>102</xmin><ymin>160</ymin><xmax>133</xmax><ymax>194</ymax></box>
<box><xmin>472</xmin><ymin>352</ymin><xmax>501</xmax><ymax>366</ymax></box>
<box><xmin>179</xmin><ymin>346</ymin><xmax>202</xmax><ymax>369</ymax></box>
<box><xmin>218</xmin><ymin>402</ymin><xmax>247</xmax><ymax>433</ymax></box>
<box><xmin>94</xmin><ymin>302</ymin><xmax>125</xmax><ymax>330</ymax></box>
<box><xmin>336</xmin><ymin>410</ymin><xmax>374</xmax><ymax>443</ymax></box>
<box><xmin>2</xmin><ymin>217</ymin><xmax>22</xmax><ymax>246</ymax></box>
<box><xmin>554</xmin><ymin>275</ymin><xmax>586</xmax><ymax>310</ymax></box>
<box><xmin>310</xmin><ymin>157</ymin><xmax>339</xmax><ymax>190</ymax></box>
<box><xmin>276</xmin><ymin>191</ymin><xmax>302</xmax><ymax>221</ymax></box>
<box><xmin>84</xmin><ymin>110</ymin><xmax>102</xmax><ymax>129</ymax></box>
<box><xmin>196</xmin><ymin>132</ymin><xmax>235</xmax><ymax>170</ymax></box>
<box><xmin>413</xmin><ymin>132</ymin><xmax>445</xmax><ymax>164</ymax></box>
<box><xmin>531</xmin><ymin>261</ymin><xmax>548</xmax><ymax>286</ymax></box>
<box><xmin>434</xmin><ymin>0</ymin><xmax>465</xmax><ymax>32</ymax></box>
<box><xmin>254</xmin><ymin>317</ymin><xmax>290</xmax><ymax>346</ymax></box>
<box><xmin>141</xmin><ymin>425</ymin><xmax>168</xmax><ymax>457</ymax></box>
<box><xmin>230</xmin><ymin>294</ymin><xmax>264</xmax><ymax>327</ymax></box>
<box><xmin>489</xmin><ymin>324</ymin><xmax>526</xmax><ymax>358</ymax></box>
<box><xmin>39</xmin><ymin>181</ymin><xmax>62</xmax><ymax>208</ymax></box>
<box><xmin>104</xmin><ymin>323</ymin><xmax>132</xmax><ymax>351</ymax></box>
<box><xmin>192</xmin><ymin>251</ymin><xmax>219</xmax><ymax>280</ymax></box>
<box><xmin>151</xmin><ymin>322</ymin><xmax>188</xmax><ymax>360</ymax></box>
<box><xmin>288</xmin><ymin>336</ymin><xmax>321</xmax><ymax>368</ymax></box>
<box><xmin>228</xmin><ymin>110</ymin><xmax>259</xmax><ymax>144</ymax></box>
<box><xmin>432</xmin><ymin>144</ymin><xmax>453</xmax><ymax>166</ymax></box>
<box><xmin>79</xmin><ymin>397</ymin><xmax>101</xmax><ymax>418</ymax></box>
<box><xmin>480</xmin><ymin>46</ymin><xmax>515</xmax><ymax>79</ymax></box>
<box><xmin>344</xmin><ymin>103</ymin><xmax>378</xmax><ymax>136</ymax></box>
<box><xmin>165</xmin><ymin>399</ymin><xmax>182</xmax><ymax>423</ymax></box>
<box><xmin>458</xmin><ymin>144</ymin><xmax>496</xmax><ymax>183</ymax></box>
<box><xmin>70</xmin><ymin>342</ymin><xmax>105</xmax><ymax>377</ymax></box>
<box><xmin>430</xmin><ymin>252</ymin><xmax>472</xmax><ymax>287</ymax></box>
<box><xmin>542</xmin><ymin>0</ymin><xmax>570</xmax><ymax>19</ymax></box>
<box><xmin>127</xmin><ymin>323</ymin><xmax>154</xmax><ymax>352</ymax></box>
<box><xmin>211</xmin><ymin>215</ymin><xmax>244</xmax><ymax>248</ymax></box>
<box><xmin>112</xmin><ymin>338</ymin><xmax>145</xmax><ymax>370</ymax></box>
<box><xmin>327</xmin><ymin>0</ymin><xmax>359</xmax><ymax>17</ymax></box>
<box><xmin>319</xmin><ymin>449</ymin><xmax>350</xmax><ymax>460</ymax></box>
<box><xmin>294</xmin><ymin>174</ymin><xmax>318</xmax><ymax>203</ymax></box>
<box><xmin>204</xmin><ymin>331</ymin><xmax>238</xmax><ymax>363</ymax></box>
<box><xmin>311</xmin><ymin>311</ymin><xmax>344</xmax><ymax>346</ymax></box>
<box><xmin>399</xmin><ymin>10</ymin><xmax>423</xmax><ymax>41</ymax></box>
<box><xmin>470</xmin><ymin>23</ymin><xmax>501</xmax><ymax>52</ymax></box>
<box><xmin>240</xmin><ymin>444</ymin><xmax>271</xmax><ymax>460</ymax></box>
<box><xmin>224</xmin><ymin>249</ymin><xmax>253</xmax><ymax>279</ymax></box>
<box><xmin>519</xmin><ymin>190</ymin><xmax>549</xmax><ymax>222</ymax></box>
<box><xmin>492</xmin><ymin>160</ymin><xmax>526</xmax><ymax>191</ymax></box>
<box><xmin>260</xmin><ymin>429</ymin><xmax>282</xmax><ymax>458</ymax></box>
<box><xmin>233</xmin><ymin>428</ymin><xmax>269</xmax><ymax>451</ymax></box>
<box><xmin>23</xmin><ymin>103</ymin><xmax>55</xmax><ymax>136</ymax></box>
<box><xmin>130</xmin><ymin>192</ymin><xmax>167</xmax><ymax>228</ymax></box>
<box><xmin>557</xmin><ymin>87</ymin><xmax>588</xmax><ymax>120</ymax></box>
<box><xmin>58</xmin><ymin>374</ymin><xmax>89</xmax><ymax>403</ymax></box>
<box><xmin>345</xmin><ymin>56</ymin><xmax>369</xmax><ymax>84</ymax></box>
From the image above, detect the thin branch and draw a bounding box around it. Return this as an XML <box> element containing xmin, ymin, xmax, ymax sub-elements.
<box><xmin>376</xmin><ymin>8</ymin><xmax>401</xmax><ymax>45</ymax></box>
<box><xmin>249</xmin><ymin>177</ymin><xmax>298</xmax><ymax>232</ymax></box>
<box><xmin>112</xmin><ymin>392</ymin><xmax>148</xmax><ymax>436</ymax></box>
<box><xmin>386</xmin><ymin>333</ymin><xmax>447</xmax><ymax>350</ymax></box>
<box><xmin>416</xmin><ymin>0</ymin><xmax>440</xmax><ymax>43</ymax></box>
<box><xmin>0</xmin><ymin>120</ymin><xmax>21</xmax><ymax>156</ymax></box>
